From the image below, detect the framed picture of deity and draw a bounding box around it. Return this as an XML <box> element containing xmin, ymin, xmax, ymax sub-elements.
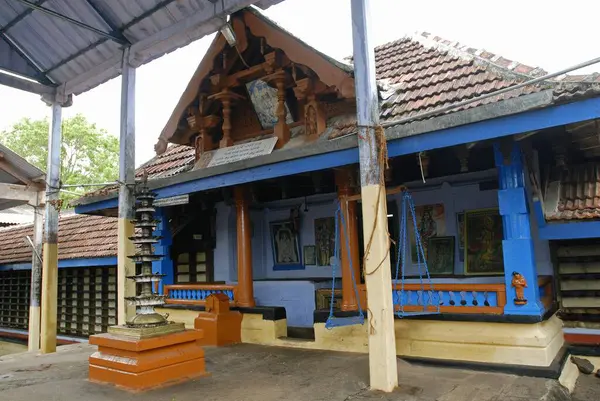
<box><xmin>409</xmin><ymin>203</ymin><xmax>446</xmax><ymax>263</ymax></box>
<box><xmin>270</xmin><ymin>220</ymin><xmax>303</xmax><ymax>270</ymax></box>
<box><xmin>303</xmin><ymin>245</ymin><xmax>316</xmax><ymax>266</ymax></box>
<box><xmin>464</xmin><ymin>209</ymin><xmax>504</xmax><ymax>275</ymax></box>
<box><xmin>426</xmin><ymin>236</ymin><xmax>455</xmax><ymax>275</ymax></box>
<box><xmin>314</xmin><ymin>217</ymin><xmax>336</xmax><ymax>266</ymax></box>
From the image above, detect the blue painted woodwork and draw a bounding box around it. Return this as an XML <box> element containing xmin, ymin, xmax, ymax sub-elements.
<box><xmin>76</xmin><ymin>97</ymin><xmax>600</xmax><ymax>216</ymax></box>
<box><xmin>539</xmin><ymin>220</ymin><xmax>600</xmax><ymax>240</ymax></box>
<box><xmin>388</xmin><ymin>96</ymin><xmax>600</xmax><ymax>156</ymax></box>
<box><xmin>153</xmin><ymin>208</ymin><xmax>174</xmax><ymax>294</ymax></box>
<box><xmin>75</xmin><ymin>198</ymin><xmax>118</xmax><ymax>214</ymax></box>
<box><xmin>532</xmin><ymin>200</ymin><xmax>546</xmax><ymax>228</ymax></box>
<box><xmin>0</xmin><ymin>256</ymin><xmax>117</xmax><ymax>271</ymax></box>
<box><xmin>391</xmin><ymin>286</ymin><xmax>499</xmax><ymax>309</ymax></box>
<box><xmin>272</xmin><ymin>263</ymin><xmax>305</xmax><ymax>271</ymax></box>
<box><xmin>494</xmin><ymin>143</ymin><xmax>543</xmax><ymax>316</ymax></box>
<box><xmin>167</xmin><ymin>288</ymin><xmax>235</xmax><ymax>302</ymax></box>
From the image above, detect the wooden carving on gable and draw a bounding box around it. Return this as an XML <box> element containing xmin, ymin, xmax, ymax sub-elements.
<box><xmin>160</xmin><ymin>9</ymin><xmax>357</xmax><ymax>163</ymax></box>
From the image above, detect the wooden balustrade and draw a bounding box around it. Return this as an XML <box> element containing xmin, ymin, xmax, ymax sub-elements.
<box><xmin>356</xmin><ymin>276</ymin><xmax>555</xmax><ymax>315</ymax></box>
<box><xmin>164</xmin><ymin>284</ymin><xmax>238</xmax><ymax>306</ymax></box>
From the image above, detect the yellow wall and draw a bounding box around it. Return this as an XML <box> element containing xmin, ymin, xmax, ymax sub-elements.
<box><xmin>241</xmin><ymin>312</ymin><xmax>564</xmax><ymax>367</ymax></box>
<box><xmin>160</xmin><ymin>307</ymin><xmax>564</xmax><ymax>367</ymax></box>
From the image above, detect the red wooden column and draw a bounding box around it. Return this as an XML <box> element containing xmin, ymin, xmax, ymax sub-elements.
<box><xmin>335</xmin><ymin>168</ymin><xmax>361</xmax><ymax>311</ymax></box>
<box><xmin>234</xmin><ymin>185</ymin><xmax>255</xmax><ymax>307</ymax></box>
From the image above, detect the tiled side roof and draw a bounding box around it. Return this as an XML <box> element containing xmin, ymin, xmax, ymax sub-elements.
<box><xmin>79</xmin><ymin>144</ymin><xmax>195</xmax><ymax>200</ymax></box>
<box><xmin>546</xmin><ymin>163</ymin><xmax>600</xmax><ymax>221</ymax></box>
<box><xmin>376</xmin><ymin>32</ymin><xmax>547</xmax><ymax>123</ymax></box>
<box><xmin>0</xmin><ymin>214</ymin><xmax>117</xmax><ymax>265</ymax></box>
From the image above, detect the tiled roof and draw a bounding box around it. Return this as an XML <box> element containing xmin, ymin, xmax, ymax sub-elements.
<box><xmin>79</xmin><ymin>144</ymin><xmax>195</xmax><ymax>200</ymax></box>
<box><xmin>545</xmin><ymin>163</ymin><xmax>600</xmax><ymax>221</ymax></box>
<box><xmin>0</xmin><ymin>213</ymin><xmax>117</xmax><ymax>265</ymax></box>
<box><xmin>376</xmin><ymin>32</ymin><xmax>549</xmax><ymax>123</ymax></box>
<box><xmin>77</xmin><ymin>31</ymin><xmax>600</xmax><ymax>205</ymax></box>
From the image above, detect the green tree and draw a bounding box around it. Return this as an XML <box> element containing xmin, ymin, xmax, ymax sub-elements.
<box><xmin>0</xmin><ymin>114</ymin><xmax>119</xmax><ymax>202</ymax></box>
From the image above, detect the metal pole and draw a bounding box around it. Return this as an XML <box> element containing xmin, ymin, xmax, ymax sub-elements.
<box><xmin>40</xmin><ymin>102</ymin><xmax>61</xmax><ymax>353</ymax></box>
<box><xmin>350</xmin><ymin>0</ymin><xmax>398</xmax><ymax>392</ymax></box>
<box><xmin>27</xmin><ymin>205</ymin><xmax>43</xmax><ymax>351</ymax></box>
<box><xmin>117</xmin><ymin>47</ymin><xmax>137</xmax><ymax>325</ymax></box>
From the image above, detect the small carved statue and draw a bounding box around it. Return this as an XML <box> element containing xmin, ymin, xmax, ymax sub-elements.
<box><xmin>511</xmin><ymin>271</ymin><xmax>528</xmax><ymax>305</ymax></box>
<box><xmin>305</xmin><ymin>104</ymin><xmax>318</xmax><ymax>138</ymax></box>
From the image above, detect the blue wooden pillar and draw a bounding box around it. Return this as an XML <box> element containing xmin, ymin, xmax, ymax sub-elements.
<box><xmin>494</xmin><ymin>142</ymin><xmax>544</xmax><ymax>316</ymax></box>
<box><xmin>153</xmin><ymin>208</ymin><xmax>174</xmax><ymax>294</ymax></box>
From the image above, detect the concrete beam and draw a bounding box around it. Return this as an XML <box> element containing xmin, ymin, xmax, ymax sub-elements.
<box><xmin>0</xmin><ymin>182</ymin><xmax>41</xmax><ymax>205</ymax></box>
<box><xmin>0</xmin><ymin>72</ymin><xmax>55</xmax><ymax>95</ymax></box>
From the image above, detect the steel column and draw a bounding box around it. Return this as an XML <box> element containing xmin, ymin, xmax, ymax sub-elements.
<box><xmin>27</xmin><ymin>205</ymin><xmax>43</xmax><ymax>351</ymax></box>
<box><xmin>117</xmin><ymin>48</ymin><xmax>137</xmax><ymax>325</ymax></box>
<box><xmin>350</xmin><ymin>0</ymin><xmax>398</xmax><ymax>392</ymax></box>
<box><xmin>40</xmin><ymin>102</ymin><xmax>61</xmax><ymax>353</ymax></box>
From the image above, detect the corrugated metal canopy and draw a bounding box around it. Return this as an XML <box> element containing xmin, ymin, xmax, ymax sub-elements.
<box><xmin>0</xmin><ymin>0</ymin><xmax>284</xmax><ymax>98</ymax></box>
<box><xmin>0</xmin><ymin>142</ymin><xmax>45</xmax><ymax>211</ymax></box>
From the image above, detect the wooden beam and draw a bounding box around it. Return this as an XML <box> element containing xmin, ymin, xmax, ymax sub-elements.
<box><xmin>342</xmin><ymin>185</ymin><xmax>405</xmax><ymax>202</ymax></box>
<box><xmin>0</xmin><ymin>72</ymin><xmax>55</xmax><ymax>95</ymax></box>
<box><xmin>0</xmin><ymin>157</ymin><xmax>44</xmax><ymax>189</ymax></box>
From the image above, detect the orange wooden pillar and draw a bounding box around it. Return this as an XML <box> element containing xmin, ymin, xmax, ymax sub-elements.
<box><xmin>335</xmin><ymin>168</ymin><xmax>361</xmax><ymax>311</ymax></box>
<box><xmin>234</xmin><ymin>185</ymin><xmax>255</xmax><ymax>307</ymax></box>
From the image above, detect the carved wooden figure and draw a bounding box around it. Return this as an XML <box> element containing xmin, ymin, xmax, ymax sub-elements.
<box><xmin>511</xmin><ymin>271</ymin><xmax>528</xmax><ymax>305</ymax></box>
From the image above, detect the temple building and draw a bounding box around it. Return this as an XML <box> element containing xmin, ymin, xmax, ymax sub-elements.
<box><xmin>3</xmin><ymin>6</ymin><xmax>600</xmax><ymax>372</ymax></box>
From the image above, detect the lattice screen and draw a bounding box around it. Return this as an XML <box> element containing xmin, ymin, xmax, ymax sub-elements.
<box><xmin>0</xmin><ymin>270</ymin><xmax>30</xmax><ymax>329</ymax></box>
<box><xmin>58</xmin><ymin>266</ymin><xmax>117</xmax><ymax>336</ymax></box>
<box><xmin>0</xmin><ymin>266</ymin><xmax>117</xmax><ymax>336</ymax></box>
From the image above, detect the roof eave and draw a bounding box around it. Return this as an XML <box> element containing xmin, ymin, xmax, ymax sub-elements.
<box><xmin>75</xmin><ymin>89</ymin><xmax>558</xmax><ymax>209</ymax></box>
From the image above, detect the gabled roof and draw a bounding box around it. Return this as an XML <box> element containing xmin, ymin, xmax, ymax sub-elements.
<box><xmin>0</xmin><ymin>213</ymin><xmax>117</xmax><ymax>265</ymax></box>
<box><xmin>156</xmin><ymin>6</ymin><xmax>355</xmax><ymax>150</ymax></box>
<box><xmin>75</xmin><ymin>25</ymin><xmax>600</xmax><ymax>208</ymax></box>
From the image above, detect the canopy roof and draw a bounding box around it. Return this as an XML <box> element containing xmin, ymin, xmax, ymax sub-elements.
<box><xmin>0</xmin><ymin>0</ymin><xmax>283</xmax><ymax>98</ymax></box>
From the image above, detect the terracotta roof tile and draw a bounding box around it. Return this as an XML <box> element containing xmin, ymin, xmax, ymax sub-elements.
<box><xmin>0</xmin><ymin>214</ymin><xmax>117</xmax><ymax>265</ymax></box>
<box><xmin>78</xmin><ymin>32</ymin><xmax>600</xmax><ymax>202</ymax></box>
<box><xmin>546</xmin><ymin>163</ymin><xmax>600</xmax><ymax>222</ymax></box>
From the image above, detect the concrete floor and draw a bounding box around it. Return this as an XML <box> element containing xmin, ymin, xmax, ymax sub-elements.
<box><xmin>0</xmin><ymin>340</ymin><xmax>27</xmax><ymax>357</ymax></box>
<box><xmin>0</xmin><ymin>342</ymin><xmax>576</xmax><ymax>401</ymax></box>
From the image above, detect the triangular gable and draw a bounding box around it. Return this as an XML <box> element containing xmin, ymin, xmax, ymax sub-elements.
<box><xmin>154</xmin><ymin>7</ymin><xmax>354</xmax><ymax>154</ymax></box>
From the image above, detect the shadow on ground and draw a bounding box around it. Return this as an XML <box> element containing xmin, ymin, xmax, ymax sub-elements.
<box><xmin>0</xmin><ymin>343</ymin><xmax>572</xmax><ymax>401</ymax></box>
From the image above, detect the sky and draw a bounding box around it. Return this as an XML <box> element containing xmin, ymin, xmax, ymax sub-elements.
<box><xmin>1</xmin><ymin>0</ymin><xmax>599</xmax><ymax>167</ymax></box>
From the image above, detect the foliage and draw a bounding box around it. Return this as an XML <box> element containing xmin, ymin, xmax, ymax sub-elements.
<box><xmin>0</xmin><ymin>114</ymin><xmax>119</xmax><ymax>202</ymax></box>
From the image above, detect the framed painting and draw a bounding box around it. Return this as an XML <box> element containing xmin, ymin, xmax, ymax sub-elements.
<box><xmin>464</xmin><ymin>209</ymin><xmax>504</xmax><ymax>275</ymax></box>
<box><xmin>314</xmin><ymin>217</ymin><xmax>336</xmax><ymax>266</ymax></box>
<box><xmin>245</xmin><ymin>79</ymin><xmax>294</xmax><ymax>129</ymax></box>
<box><xmin>426</xmin><ymin>236</ymin><xmax>455</xmax><ymax>275</ymax></box>
<box><xmin>456</xmin><ymin>212</ymin><xmax>465</xmax><ymax>262</ymax></box>
<box><xmin>409</xmin><ymin>203</ymin><xmax>446</xmax><ymax>263</ymax></box>
<box><xmin>303</xmin><ymin>245</ymin><xmax>316</xmax><ymax>266</ymax></box>
<box><xmin>270</xmin><ymin>220</ymin><xmax>302</xmax><ymax>270</ymax></box>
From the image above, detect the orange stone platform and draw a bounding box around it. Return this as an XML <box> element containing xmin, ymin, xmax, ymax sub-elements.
<box><xmin>194</xmin><ymin>293</ymin><xmax>242</xmax><ymax>346</ymax></box>
<box><xmin>88</xmin><ymin>329</ymin><xmax>207</xmax><ymax>392</ymax></box>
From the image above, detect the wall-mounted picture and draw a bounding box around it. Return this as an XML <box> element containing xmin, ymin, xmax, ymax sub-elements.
<box><xmin>465</xmin><ymin>209</ymin><xmax>504</xmax><ymax>275</ymax></box>
<box><xmin>427</xmin><ymin>236</ymin><xmax>455</xmax><ymax>275</ymax></box>
<box><xmin>456</xmin><ymin>212</ymin><xmax>465</xmax><ymax>262</ymax></box>
<box><xmin>303</xmin><ymin>245</ymin><xmax>316</xmax><ymax>266</ymax></box>
<box><xmin>270</xmin><ymin>220</ymin><xmax>302</xmax><ymax>268</ymax></box>
<box><xmin>246</xmin><ymin>79</ymin><xmax>294</xmax><ymax>129</ymax></box>
<box><xmin>410</xmin><ymin>203</ymin><xmax>446</xmax><ymax>263</ymax></box>
<box><xmin>315</xmin><ymin>217</ymin><xmax>336</xmax><ymax>266</ymax></box>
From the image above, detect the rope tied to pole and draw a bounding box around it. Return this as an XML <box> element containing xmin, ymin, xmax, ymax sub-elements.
<box><xmin>360</xmin><ymin>124</ymin><xmax>392</xmax><ymax>280</ymax></box>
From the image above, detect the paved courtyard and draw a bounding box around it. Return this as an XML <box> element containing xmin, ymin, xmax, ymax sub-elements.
<box><xmin>0</xmin><ymin>342</ymin><xmax>580</xmax><ymax>401</ymax></box>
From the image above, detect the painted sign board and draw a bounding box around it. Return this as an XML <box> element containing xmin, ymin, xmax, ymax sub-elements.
<box><xmin>207</xmin><ymin>136</ymin><xmax>278</xmax><ymax>168</ymax></box>
<box><xmin>154</xmin><ymin>194</ymin><xmax>189</xmax><ymax>207</ymax></box>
